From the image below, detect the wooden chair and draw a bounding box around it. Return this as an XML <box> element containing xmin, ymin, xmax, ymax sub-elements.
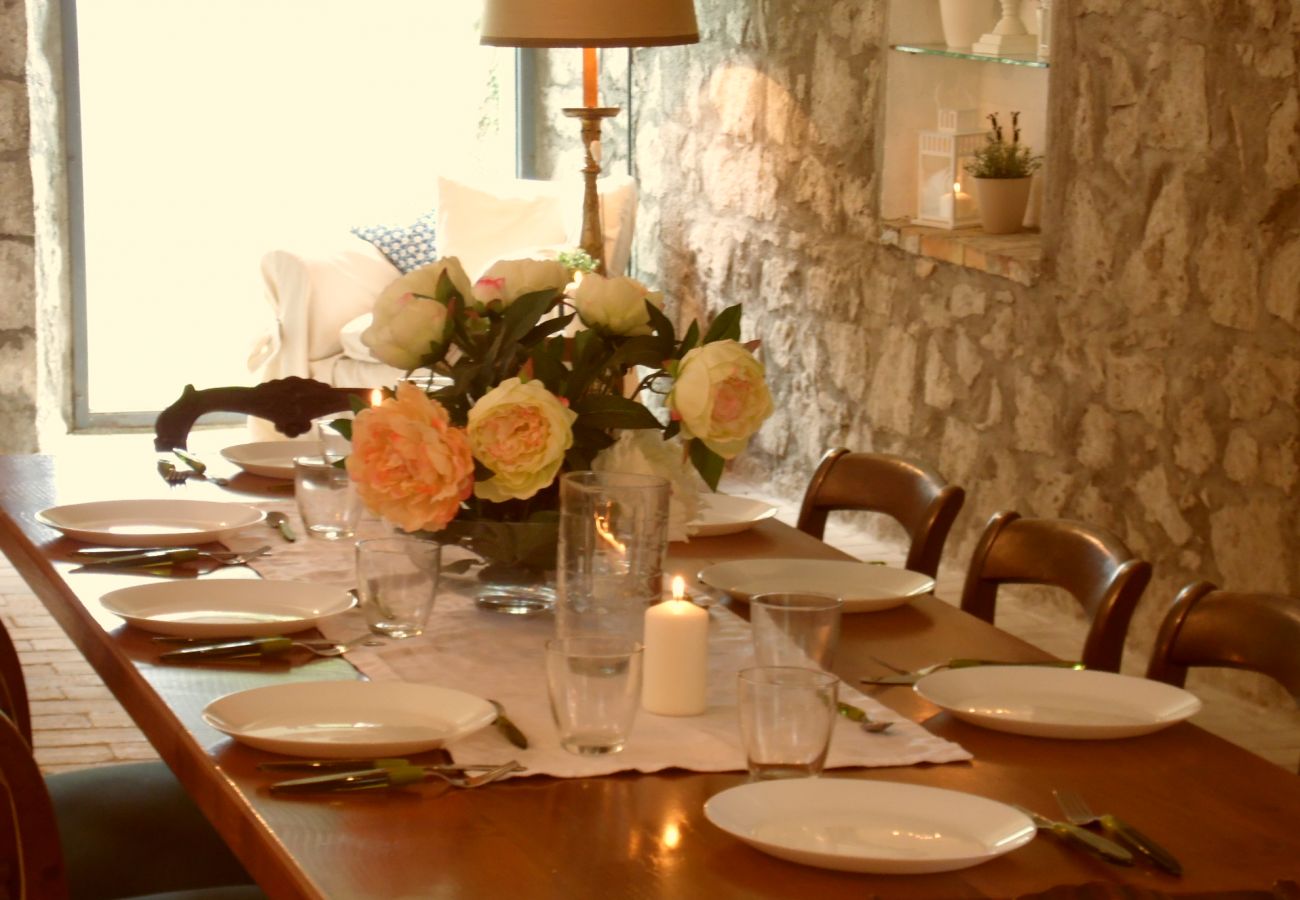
<box><xmin>795</xmin><ymin>448</ymin><xmax>965</xmax><ymax>578</ymax></box>
<box><xmin>154</xmin><ymin>376</ymin><xmax>371</xmax><ymax>451</ymax></box>
<box><xmin>0</xmin><ymin>711</ymin><xmax>67</xmax><ymax>899</ymax></box>
<box><xmin>1147</xmin><ymin>581</ymin><xmax>1300</xmax><ymax>699</ymax></box>
<box><xmin>959</xmin><ymin>511</ymin><xmax>1152</xmax><ymax>672</ymax></box>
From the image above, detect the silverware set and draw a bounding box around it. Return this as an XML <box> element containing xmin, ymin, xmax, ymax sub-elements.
<box><xmin>1012</xmin><ymin>792</ymin><xmax>1181</xmax><ymax>873</ymax></box>
<box><xmin>263</xmin><ymin>756</ymin><xmax>523</xmax><ymax>794</ymax></box>
<box><xmin>71</xmin><ymin>545</ymin><xmax>272</xmax><ymax>570</ymax></box>
<box><xmin>859</xmin><ymin>655</ymin><xmax>1085</xmax><ymax>685</ymax></box>
<box><xmin>155</xmin><ymin>633</ymin><xmax>382</xmax><ymax>661</ymax></box>
<box><xmin>157</xmin><ymin>449</ymin><xmax>230</xmax><ymax>486</ymax></box>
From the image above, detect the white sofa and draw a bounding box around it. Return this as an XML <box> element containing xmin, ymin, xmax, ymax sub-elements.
<box><xmin>247</xmin><ymin>173</ymin><xmax>637</xmax><ymax>393</ymax></box>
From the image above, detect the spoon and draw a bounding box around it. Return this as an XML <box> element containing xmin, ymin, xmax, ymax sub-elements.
<box><xmin>837</xmin><ymin>701</ymin><xmax>893</xmax><ymax>733</ymax></box>
<box><xmin>266</xmin><ymin>511</ymin><xmax>296</xmax><ymax>542</ymax></box>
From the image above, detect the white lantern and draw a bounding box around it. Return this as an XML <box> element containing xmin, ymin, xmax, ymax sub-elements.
<box><xmin>915</xmin><ymin>109</ymin><xmax>984</xmax><ymax>229</ymax></box>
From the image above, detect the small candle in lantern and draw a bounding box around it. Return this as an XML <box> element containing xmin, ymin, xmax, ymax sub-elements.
<box><xmin>940</xmin><ymin>182</ymin><xmax>976</xmax><ymax>220</ymax></box>
<box><xmin>641</xmin><ymin>575</ymin><xmax>708</xmax><ymax>716</ymax></box>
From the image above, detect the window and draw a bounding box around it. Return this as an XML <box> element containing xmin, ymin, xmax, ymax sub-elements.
<box><xmin>65</xmin><ymin>0</ymin><xmax>517</xmax><ymax>427</ymax></box>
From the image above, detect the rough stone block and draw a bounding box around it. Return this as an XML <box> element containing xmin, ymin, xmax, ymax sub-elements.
<box><xmin>0</xmin><ymin>239</ymin><xmax>33</xmax><ymax>329</ymax></box>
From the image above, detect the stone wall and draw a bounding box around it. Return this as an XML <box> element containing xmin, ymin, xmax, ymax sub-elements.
<box><xmin>0</xmin><ymin>0</ymin><xmax>37</xmax><ymax>453</ymax></box>
<box><xmin>531</xmin><ymin>0</ymin><xmax>1300</xmax><ymax>683</ymax></box>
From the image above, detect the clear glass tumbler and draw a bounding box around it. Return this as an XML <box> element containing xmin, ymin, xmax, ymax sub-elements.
<box><xmin>546</xmin><ymin>636</ymin><xmax>644</xmax><ymax>756</ymax></box>
<box><xmin>293</xmin><ymin>455</ymin><xmax>363</xmax><ymax>540</ymax></box>
<box><xmin>749</xmin><ymin>592</ymin><xmax>844</xmax><ymax>670</ymax></box>
<box><xmin>737</xmin><ymin>666</ymin><xmax>839</xmax><ymax>781</ymax></box>
<box><xmin>355</xmin><ymin>536</ymin><xmax>440</xmax><ymax>639</ymax></box>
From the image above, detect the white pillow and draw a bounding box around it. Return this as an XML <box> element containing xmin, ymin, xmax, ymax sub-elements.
<box><xmin>437</xmin><ymin>176</ymin><xmax>569</xmax><ymax>280</ymax></box>
<box><xmin>338</xmin><ymin>313</ymin><xmax>380</xmax><ymax>364</ymax></box>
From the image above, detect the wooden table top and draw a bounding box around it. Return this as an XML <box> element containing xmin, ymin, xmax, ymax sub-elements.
<box><xmin>2</xmin><ymin>445</ymin><xmax>1299</xmax><ymax>899</ymax></box>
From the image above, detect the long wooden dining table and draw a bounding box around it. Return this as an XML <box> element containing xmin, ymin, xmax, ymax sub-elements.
<box><xmin>2</xmin><ymin>444</ymin><xmax>1299</xmax><ymax>900</ymax></box>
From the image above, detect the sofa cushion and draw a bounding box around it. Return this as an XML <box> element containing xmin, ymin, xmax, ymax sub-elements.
<box><xmin>350</xmin><ymin>208</ymin><xmax>439</xmax><ymax>274</ymax></box>
<box><xmin>339</xmin><ymin>312</ymin><xmax>380</xmax><ymax>364</ymax></box>
<box><xmin>437</xmin><ymin>175</ymin><xmax>570</xmax><ymax>280</ymax></box>
<box><xmin>285</xmin><ymin>235</ymin><xmax>400</xmax><ymax>361</ymax></box>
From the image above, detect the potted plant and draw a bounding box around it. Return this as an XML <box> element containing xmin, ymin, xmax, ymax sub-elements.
<box><xmin>965</xmin><ymin>111</ymin><xmax>1043</xmax><ymax>234</ymax></box>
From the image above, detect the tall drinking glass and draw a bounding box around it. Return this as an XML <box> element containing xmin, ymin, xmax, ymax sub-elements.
<box><xmin>556</xmin><ymin>471</ymin><xmax>670</xmax><ymax>641</ymax></box>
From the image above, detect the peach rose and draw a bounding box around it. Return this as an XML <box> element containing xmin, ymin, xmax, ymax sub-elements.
<box><xmin>346</xmin><ymin>382</ymin><xmax>475</xmax><ymax>532</ymax></box>
<box><xmin>467</xmin><ymin>377</ymin><xmax>576</xmax><ymax>502</ymax></box>
<box><xmin>667</xmin><ymin>340</ymin><xmax>774</xmax><ymax>459</ymax></box>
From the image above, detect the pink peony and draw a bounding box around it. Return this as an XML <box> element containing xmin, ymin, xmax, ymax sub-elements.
<box><xmin>346</xmin><ymin>382</ymin><xmax>475</xmax><ymax>532</ymax></box>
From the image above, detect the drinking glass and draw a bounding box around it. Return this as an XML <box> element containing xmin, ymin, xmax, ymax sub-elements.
<box><xmin>737</xmin><ymin>666</ymin><xmax>839</xmax><ymax>781</ymax></box>
<box><xmin>356</xmin><ymin>536</ymin><xmax>440</xmax><ymax>638</ymax></box>
<box><xmin>749</xmin><ymin>592</ymin><xmax>843</xmax><ymax>670</ymax></box>
<box><xmin>293</xmin><ymin>455</ymin><xmax>363</xmax><ymax>540</ymax></box>
<box><xmin>313</xmin><ymin>411</ymin><xmax>355</xmax><ymax>463</ymax></box>
<box><xmin>556</xmin><ymin>472</ymin><xmax>670</xmax><ymax>641</ymax></box>
<box><xmin>546</xmin><ymin>636</ymin><xmax>644</xmax><ymax>755</ymax></box>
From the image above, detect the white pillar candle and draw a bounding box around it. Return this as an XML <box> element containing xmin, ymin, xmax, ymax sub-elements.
<box><xmin>641</xmin><ymin>576</ymin><xmax>709</xmax><ymax>716</ymax></box>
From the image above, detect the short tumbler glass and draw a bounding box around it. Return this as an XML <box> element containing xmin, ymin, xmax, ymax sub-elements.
<box><xmin>293</xmin><ymin>455</ymin><xmax>363</xmax><ymax>540</ymax></box>
<box><xmin>749</xmin><ymin>592</ymin><xmax>843</xmax><ymax>670</ymax></box>
<box><xmin>546</xmin><ymin>636</ymin><xmax>644</xmax><ymax>756</ymax></box>
<box><xmin>356</xmin><ymin>536</ymin><xmax>440</xmax><ymax>639</ymax></box>
<box><xmin>737</xmin><ymin>666</ymin><xmax>839</xmax><ymax>781</ymax></box>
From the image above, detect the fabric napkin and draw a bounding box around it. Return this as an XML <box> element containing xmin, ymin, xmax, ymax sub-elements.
<box><xmin>225</xmin><ymin>503</ymin><xmax>972</xmax><ymax>778</ymax></box>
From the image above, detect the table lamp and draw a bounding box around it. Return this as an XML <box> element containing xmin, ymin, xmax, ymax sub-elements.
<box><xmin>481</xmin><ymin>0</ymin><xmax>699</xmax><ymax>274</ymax></box>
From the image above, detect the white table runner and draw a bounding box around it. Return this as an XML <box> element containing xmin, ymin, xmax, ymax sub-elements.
<box><xmin>225</xmin><ymin>503</ymin><xmax>972</xmax><ymax>778</ymax></box>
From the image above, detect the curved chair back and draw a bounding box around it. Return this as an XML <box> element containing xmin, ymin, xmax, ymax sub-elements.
<box><xmin>959</xmin><ymin>511</ymin><xmax>1151</xmax><ymax>672</ymax></box>
<box><xmin>0</xmin><ymin>711</ymin><xmax>68</xmax><ymax>899</ymax></box>
<box><xmin>1147</xmin><ymin>582</ymin><xmax>1300</xmax><ymax>699</ymax></box>
<box><xmin>0</xmin><ymin>617</ymin><xmax>31</xmax><ymax>744</ymax></box>
<box><xmin>154</xmin><ymin>377</ymin><xmax>372</xmax><ymax>451</ymax></box>
<box><xmin>795</xmin><ymin>449</ymin><xmax>965</xmax><ymax>578</ymax></box>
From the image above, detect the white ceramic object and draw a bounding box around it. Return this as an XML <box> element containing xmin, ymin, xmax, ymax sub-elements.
<box><xmin>938</xmin><ymin>0</ymin><xmax>998</xmax><ymax>49</ymax></box>
<box><xmin>221</xmin><ymin>440</ymin><xmax>322</xmax><ymax>479</ymax></box>
<box><xmin>203</xmin><ymin>681</ymin><xmax>496</xmax><ymax>758</ymax></box>
<box><xmin>687</xmin><ymin>494</ymin><xmax>779</xmax><ymax>537</ymax></box>
<box><xmin>697</xmin><ymin>559</ymin><xmax>933</xmax><ymax>613</ymax></box>
<box><xmin>36</xmin><ymin>499</ymin><xmax>266</xmax><ymax>547</ymax></box>
<box><xmin>914</xmin><ymin>666</ymin><xmax>1203</xmax><ymax>739</ymax></box>
<box><xmin>704</xmin><ymin>778</ymin><xmax>1035</xmax><ymax>874</ymax></box>
<box><xmin>100</xmin><ymin>580</ymin><xmax>356</xmax><ymax>638</ymax></box>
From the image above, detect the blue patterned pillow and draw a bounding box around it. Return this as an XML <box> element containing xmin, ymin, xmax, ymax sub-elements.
<box><xmin>351</xmin><ymin>208</ymin><xmax>439</xmax><ymax>273</ymax></box>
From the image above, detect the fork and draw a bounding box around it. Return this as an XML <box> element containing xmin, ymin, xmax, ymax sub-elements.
<box><xmin>422</xmin><ymin>760</ymin><xmax>522</xmax><ymax>788</ymax></box>
<box><xmin>171</xmin><ymin>449</ymin><xmax>231</xmax><ymax>486</ymax></box>
<box><xmin>75</xmin><ymin>546</ymin><xmax>272</xmax><ymax>568</ymax></box>
<box><xmin>157</xmin><ymin>459</ymin><xmax>191</xmax><ymax>486</ymax></box>
<box><xmin>1053</xmin><ymin>790</ymin><xmax>1182</xmax><ymax>875</ymax></box>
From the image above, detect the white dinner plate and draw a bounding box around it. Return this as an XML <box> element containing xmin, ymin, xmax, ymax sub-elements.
<box><xmin>100</xmin><ymin>580</ymin><xmax>356</xmax><ymax>638</ymax></box>
<box><xmin>203</xmin><ymin>681</ymin><xmax>497</xmax><ymax>758</ymax></box>
<box><xmin>36</xmin><ymin>499</ymin><xmax>266</xmax><ymax>547</ymax></box>
<box><xmin>914</xmin><ymin>666</ymin><xmax>1203</xmax><ymax>739</ymax></box>
<box><xmin>220</xmin><ymin>440</ymin><xmax>322</xmax><ymax>479</ymax></box>
<box><xmin>697</xmin><ymin>559</ymin><xmax>934</xmax><ymax>613</ymax></box>
<box><xmin>687</xmin><ymin>494</ymin><xmax>779</xmax><ymax>537</ymax></box>
<box><xmin>704</xmin><ymin>778</ymin><xmax>1035</xmax><ymax>874</ymax></box>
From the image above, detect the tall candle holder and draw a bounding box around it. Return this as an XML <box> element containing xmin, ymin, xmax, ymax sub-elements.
<box><xmin>562</xmin><ymin>106</ymin><xmax>619</xmax><ymax>275</ymax></box>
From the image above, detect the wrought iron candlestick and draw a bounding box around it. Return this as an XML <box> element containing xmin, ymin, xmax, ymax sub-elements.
<box><xmin>563</xmin><ymin>106</ymin><xmax>619</xmax><ymax>275</ymax></box>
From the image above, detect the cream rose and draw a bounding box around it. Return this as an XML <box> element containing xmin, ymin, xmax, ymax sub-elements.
<box><xmin>473</xmin><ymin>258</ymin><xmax>570</xmax><ymax>310</ymax></box>
<box><xmin>572</xmin><ymin>273</ymin><xmax>664</xmax><ymax>336</ymax></box>
<box><xmin>467</xmin><ymin>377</ymin><xmax>577</xmax><ymax>502</ymax></box>
<box><xmin>345</xmin><ymin>382</ymin><xmax>475</xmax><ymax>532</ymax></box>
<box><xmin>667</xmin><ymin>340</ymin><xmax>774</xmax><ymax>459</ymax></box>
<box><xmin>593</xmin><ymin>430</ymin><xmax>702</xmax><ymax>541</ymax></box>
<box><xmin>362</xmin><ymin>258</ymin><xmax>475</xmax><ymax>370</ymax></box>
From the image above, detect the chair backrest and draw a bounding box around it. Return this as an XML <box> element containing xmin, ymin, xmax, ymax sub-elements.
<box><xmin>959</xmin><ymin>511</ymin><xmax>1152</xmax><ymax>672</ymax></box>
<box><xmin>0</xmin><ymin>711</ymin><xmax>68</xmax><ymax>899</ymax></box>
<box><xmin>0</xmin><ymin>616</ymin><xmax>30</xmax><ymax>744</ymax></box>
<box><xmin>795</xmin><ymin>449</ymin><xmax>965</xmax><ymax>578</ymax></box>
<box><xmin>1147</xmin><ymin>582</ymin><xmax>1300</xmax><ymax>699</ymax></box>
<box><xmin>154</xmin><ymin>377</ymin><xmax>372</xmax><ymax>451</ymax></box>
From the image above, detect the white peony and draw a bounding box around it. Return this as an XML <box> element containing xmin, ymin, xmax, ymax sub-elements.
<box><xmin>362</xmin><ymin>258</ymin><xmax>476</xmax><ymax>370</ymax></box>
<box><xmin>667</xmin><ymin>340</ymin><xmax>774</xmax><ymax>459</ymax></box>
<box><xmin>572</xmin><ymin>273</ymin><xmax>665</xmax><ymax>336</ymax></box>
<box><xmin>473</xmin><ymin>258</ymin><xmax>570</xmax><ymax>310</ymax></box>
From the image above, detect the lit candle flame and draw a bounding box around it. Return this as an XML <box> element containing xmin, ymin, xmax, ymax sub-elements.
<box><xmin>594</xmin><ymin>506</ymin><xmax>626</xmax><ymax>555</ymax></box>
<box><xmin>369</xmin><ymin>388</ymin><xmax>383</xmax><ymax>407</ymax></box>
<box><xmin>953</xmin><ymin>181</ymin><xmax>962</xmax><ymax>193</ymax></box>
<box><xmin>672</xmin><ymin>576</ymin><xmax>685</xmax><ymax>602</ymax></box>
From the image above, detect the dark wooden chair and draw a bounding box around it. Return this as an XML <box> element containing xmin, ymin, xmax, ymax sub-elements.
<box><xmin>154</xmin><ymin>377</ymin><xmax>372</xmax><ymax>451</ymax></box>
<box><xmin>1147</xmin><ymin>581</ymin><xmax>1300</xmax><ymax>699</ymax></box>
<box><xmin>959</xmin><ymin>511</ymin><xmax>1152</xmax><ymax>672</ymax></box>
<box><xmin>795</xmin><ymin>448</ymin><xmax>965</xmax><ymax>578</ymax></box>
<box><xmin>0</xmin><ymin>711</ymin><xmax>66</xmax><ymax>899</ymax></box>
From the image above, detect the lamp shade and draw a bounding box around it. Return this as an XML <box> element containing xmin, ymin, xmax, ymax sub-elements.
<box><xmin>480</xmin><ymin>0</ymin><xmax>699</xmax><ymax>48</ymax></box>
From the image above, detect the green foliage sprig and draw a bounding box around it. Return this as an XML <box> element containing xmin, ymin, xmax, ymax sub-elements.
<box><xmin>965</xmin><ymin>112</ymin><xmax>1043</xmax><ymax>179</ymax></box>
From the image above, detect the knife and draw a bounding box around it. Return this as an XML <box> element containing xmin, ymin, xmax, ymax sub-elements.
<box><xmin>860</xmin><ymin>659</ymin><xmax>1085</xmax><ymax>685</ymax></box>
<box><xmin>258</xmin><ymin>757</ymin><xmax>412</xmax><ymax>772</ymax></box>
<box><xmin>1014</xmin><ymin>805</ymin><xmax>1134</xmax><ymax>865</ymax></box>
<box><xmin>1085</xmin><ymin>810</ymin><xmax>1182</xmax><ymax>875</ymax></box>
<box><xmin>270</xmin><ymin>765</ymin><xmax>429</xmax><ymax>793</ymax></box>
<box><xmin>489</xmin><ymin>699</ymin><xmax>529</xmax><ymax>749</ymax></box>
<box><xmin>159</xmin><ymin>637</ymin><xmax>293</xmax><ymax>661</ymax></box>
<box><xmin>74</xmin><ymin>548</ymin><xmax>206</xmax><ymax>567</ymax></box>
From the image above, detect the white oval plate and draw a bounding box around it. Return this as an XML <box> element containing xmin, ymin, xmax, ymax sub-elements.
<box><xmin>705</xmin><ymin>778</ymin><xmax>1035</xmax><ymax>874</ymax></box>
<box><xmin>203</xmin><ymin>681</ymin><xmax>497</xmax><ymax>758</ymax></box>
<box><xmin>36</xmin><ymin>499</ymin><xmax>266</xmax><ymax>547</ymax></box>
<box><xmin>914</xmin><ymin>666</ymin><xmax>1203</xmax><ymax>739</ymax></box>
<box><xmin>697</xmin><ymin>559</ymin><xmax>934</xmax><ymax>613</ymax></box>
<box><xmin>100</xmin><ymin>580</ymin><xmax>356</xmax><ymax>638</ymax></box>
<box><xmin>220</xmin><ymin>440</ymin><xmax>322</xmax><ymax>480</ymax></box>
<box><xmin>687</xmin><ymin>494</ymin><xmax>779</xmax><ymax>537</ymax></box>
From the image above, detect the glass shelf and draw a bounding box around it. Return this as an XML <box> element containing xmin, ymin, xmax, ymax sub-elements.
<box><xmin>892</xmin><ymin>43</ymin><xmax>1048</xmax><ymax>69</ymax></box>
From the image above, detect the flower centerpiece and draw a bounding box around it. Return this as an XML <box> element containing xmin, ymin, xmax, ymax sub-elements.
<box><xmin>964</xmin><ymin>111</ymin><xmax>1043</xmax><ymax>234</ymax></box>
<box><xmin>335</xmin><ymin>254</ymin><xmax>774</xmax><ymax>582</ymax></box>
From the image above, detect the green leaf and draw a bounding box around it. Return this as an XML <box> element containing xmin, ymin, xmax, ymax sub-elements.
<box><xmin>688</xmin><ymin>438</ymin><xmax>725</xmax><ymax>491</ymax></box>
<box><xmin>702</xmin><ymin>304</ymin><xmax>743</xmax><ymax>344</ymax></box>
<box><xmin>571</xmin><ymin>394</ymin><xmax>664</xmax><ymax>430</ymax></box>
<box><xmin>606</xmin><ymin>335</ymin><xmax>670</xmax><ymax>372</ymax></box>
<box><xmin>676</xmin><ymin>320</ymin><xmax>700</xmax><ymax>359</ymax></box>
<box><xmin>498</xmin><ymin>290</ymin><xmax>560</xmax><ymax>348</ymax></box>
